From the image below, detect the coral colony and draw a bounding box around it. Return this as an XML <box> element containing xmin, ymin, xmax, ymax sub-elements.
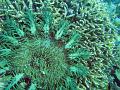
<box><xmin>0</xmin><ymin>0</ymin><xmax>120</xmax><ymax>90</ymax></box>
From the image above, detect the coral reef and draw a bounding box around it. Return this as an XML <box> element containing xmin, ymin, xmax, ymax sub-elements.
<box><xmin>54</xmin><ymin>0</ymin><xmax>116</xmax><ymax>89</ymax></box>
<box><xmin>0</xmin><ymin>0</ymin><xmax>119</xmax><ymax>90</ymax></box>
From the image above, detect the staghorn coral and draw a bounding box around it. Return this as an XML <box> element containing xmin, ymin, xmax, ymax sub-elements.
<box><xmin>0</xmin><ymin>0</ymin><xmax>118</xmax><ymax>89</ymax></box>
<box><xmin>52</xmin><ymin>0</ymin><xmax>117</xmax><ymax>89</ymax></box>
<box><xmin>0</xmin><ymin>0</ymin><xmax>91</xmax><ymax>90</ymax></box>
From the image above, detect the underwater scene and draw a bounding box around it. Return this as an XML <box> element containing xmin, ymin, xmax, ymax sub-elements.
<box><xmin>0</xmin><ymin>0</ymin><xmax>120</xmax><ymax>90</ymax></box>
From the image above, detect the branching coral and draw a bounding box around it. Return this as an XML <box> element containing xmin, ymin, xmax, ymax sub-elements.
<box><xmin>52</xmin><ymin>0</ymin><xmax>117</xmax><ymax>89</ymax></box>
<box><xmin>0</xmin><ymin>0</ymin><xmax>118</xmax><ymax>89</ymax></box>
<box><xmin>0</xmin><ymin>0</ymin><xmax>91</xmax><ymax>90</ymax></box>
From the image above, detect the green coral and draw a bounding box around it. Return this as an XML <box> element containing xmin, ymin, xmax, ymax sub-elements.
<box><xmin>0</xmin><ymin>0</ymin><xmax>91</xmax><ymax>89</ymax></box>
<box><xmin>0</xmin><ymin>0</ymin><xmax>118</xmax><ymax>89</ymax></box>
<box><xmin>10</xmin><ymin>39</ymin><xmax>67</xmax><ymax>88</ymax></box>
<box><xmin>53</xmin><ymin>0</ymin><xmax>116</xmax><ymax>89</ymax></box>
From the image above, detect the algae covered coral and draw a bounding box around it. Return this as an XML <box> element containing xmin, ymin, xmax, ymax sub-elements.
<box><xmin>0</xmin><ymin>0</ymin><xmax>120</xmax><ymax>90</ymax></box>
